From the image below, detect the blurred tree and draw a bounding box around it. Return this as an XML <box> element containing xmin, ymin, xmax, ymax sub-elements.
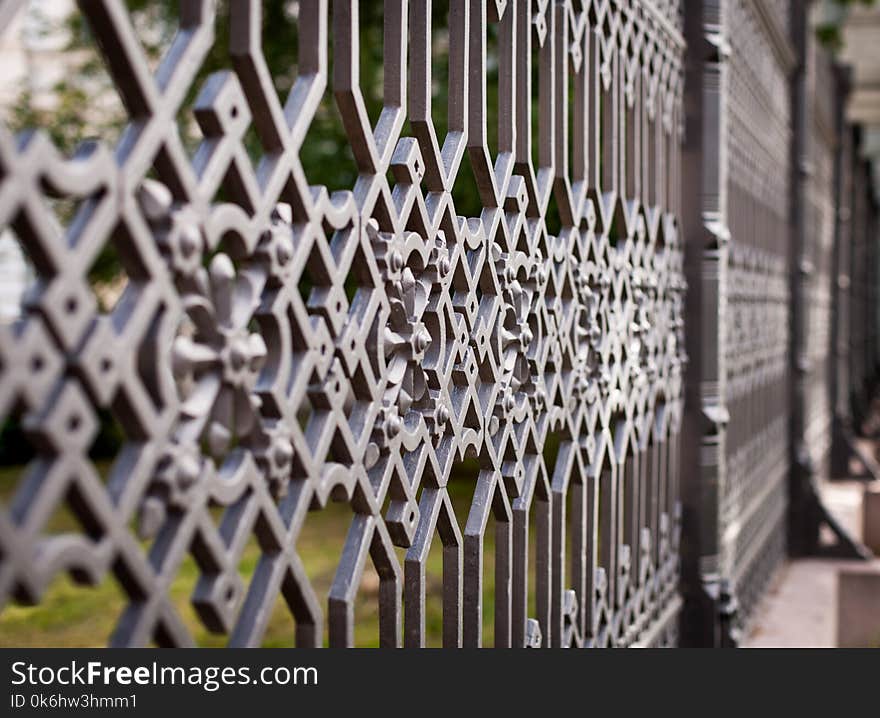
<box><xmin>9</xmin><ymin>1</ymin><xmax>494</xmax><ymax>222</ymax></box>
<box><xmin>815</xmin><ymin>0</ymin><xmax>876</xmax><ymax>50</ymax></box>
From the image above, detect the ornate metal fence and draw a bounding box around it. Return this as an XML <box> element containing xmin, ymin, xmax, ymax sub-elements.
<box><xmin>829</xmin><ymin>104</ymin><xmax>880</xmax><ymax>482</ymax></box>
<box><xmin>681</xmin><ymin>0</ymin><xmax>795</xmax><ymax>644</ymax></box>
<box><xmin>796</xmin><ymin>13</ymin><xmax>837</xmax><ymax>494</ymax></box>
<box><xmin>681</xmin><ymin>0</ymin><xmax>880</xmax><ymax>645</ymax></box>
<box><xmin>0</xmin><ymin>0</ymin><xmax>878</xmax><ymax>650</ymax></box>
<box><xmin>0</xmin><ymin>0</ymin><xmax>686</xmax><ymax>647</ymax></box>
<box><xmin>843</xmin><ymin>135</ymin><xmax>880</xmax><ymax>428</ymax></box>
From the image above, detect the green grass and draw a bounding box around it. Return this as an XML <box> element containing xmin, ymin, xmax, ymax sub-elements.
<box><xmin>0</xmin><ymin>461</ymin><xmax>521</xmax><ymax>647</ymax></box>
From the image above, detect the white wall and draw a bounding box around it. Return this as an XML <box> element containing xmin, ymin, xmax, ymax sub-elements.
<box><xmin>0</xmin><ymin>0</ymin><xmax>73</xmax><ymax>321</ymax></box>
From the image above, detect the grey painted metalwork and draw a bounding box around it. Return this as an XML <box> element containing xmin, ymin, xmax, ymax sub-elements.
<box><xmin>831</xmin><ymin>99</ymin><xmax>855</xmax><ymax>478</ymax></box>
<box><xmin>845</xmin><ymin>141</ymin><xmax>880</xmax><ymax>427</ymax></box>
<box><xmin>828</xmin><ymin>89</ymin><xmax>875</xmax><ymax>483</ymax></box>
<box><xmin>850</xmin><ymin>154</ymin><xmax>869</xmax><ymax>419</ymax></box>
<box><xmin>0</xmin><ymin>1</ymin><xmax>687</xmax><ymax>647</ymax></box>
<box><xmin>788</xmin><ymin>3</ymin><xmax>844</xmax><ymax>556</ymax></box>
<box><xmin>681</xmin><ymin>0</ymin><xmax>795</xmax><ymax>645</ymax></box>
<box><xmin>2</xmin><ymin>0</ymin><xmax>879</xmax><ymax>651</ymax></box>
<box><xmin>681</xmin><ymin>0</ymin><xmax>880</xmax><ymax>646</ymax></box>
<box><xmin>798</xmin><ymin>21</ymin><xmax>837</xmax><ymax>485</ymax></box>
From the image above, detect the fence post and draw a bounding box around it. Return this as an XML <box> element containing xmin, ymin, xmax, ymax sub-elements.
<box><xmin>830</xmin><ymin>67</ymin><xmax>854</xmax><ymax>480</ymax></box>
<box><xmin>787</xmin><ymin>0</ymin><xmax>823</xmax><ymax>556</ymax></box>
<box><xmin>680</xmin><ymin>0</ymin><xmax>731</xmax><ymax>647</ymax></box>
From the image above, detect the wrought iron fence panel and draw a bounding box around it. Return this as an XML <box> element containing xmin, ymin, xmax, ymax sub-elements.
<box><xmin>799</xmin><ymin>26</ymin><xmax>836</xmax><ymax>481</ymax></box>
<box><xmin>831</xmin><ymin>120</ymin><xmax>855</xmax><ymax>468</ymax></box>
<box><xmin>681</xmin><ymin>0</ymin><xmax>795</xmax><ymax>643</ymax></box>
<box><xmin>723</xmin><ymin>0</ymin><xmax>794</xmax><ymax>622</ymax></box>
<box><xmin>848</xmin><ymin>154</ymin><xmax>880</xmax><ymax>425</ymax></box>
<box><xmin>682</xmin><ymin>0</ymin><xmax>880</xmax><ymax>644</ymax></box>
<box><xmin>829</xmin><ymin>109</ymin><xmax>874</xmax><ymax>481</ymax></box>
<box><xmin>0</xmin><ymin>0</ymin><xmax>686</xmax><ymax>647</ymax></box>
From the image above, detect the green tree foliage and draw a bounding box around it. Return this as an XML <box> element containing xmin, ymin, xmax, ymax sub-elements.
<box><xmin>815</xmin><ymin>0</ymin><xmax>876</xmax><ymax>50</ymax></box>
<box><xmin>9</xmin><ymin>1</ymin><xmax>497</xmax><ymax>217</ymax></box>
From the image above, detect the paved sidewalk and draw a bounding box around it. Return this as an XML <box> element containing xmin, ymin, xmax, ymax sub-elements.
<box><xmin>742</xmin><ymin>558</ymin><xmax>870</xmax><ymax>647</ymax></box>
<box><xmin>742</xmin><ymin>479</ymin><xmax>876</xmax><ymax>648</ymax></box>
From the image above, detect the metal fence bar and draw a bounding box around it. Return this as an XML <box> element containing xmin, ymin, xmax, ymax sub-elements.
<box><xmin>680</xmin><ymin>0</ymin><xmax>730</xmax><ymax>648</ymax></box>
<box><xmin>830</xmin><ymin>66</ymin><xmax>854</xmax><ymax>481</ymax></box>
<box><xmin>789</xmin><ymin>1</ymin><xmax>842</xmax><ymax>556</ymax></box>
